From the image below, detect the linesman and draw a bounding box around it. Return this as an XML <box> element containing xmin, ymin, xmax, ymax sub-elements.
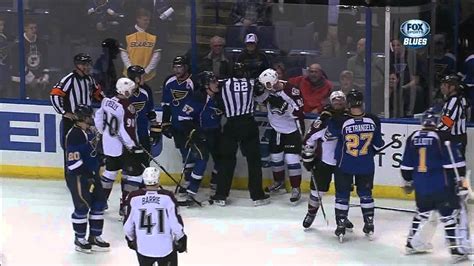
<box><xmin>437</xmin><ymin>75</ymin><xmax>470</xmax><ymax>156</ymax></box>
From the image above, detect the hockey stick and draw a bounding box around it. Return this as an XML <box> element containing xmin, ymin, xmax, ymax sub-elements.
<box><xmin>310</xmin><ymin>171</ymin><xmax>329</xmax><ymax>226</ymax></box>
<box><xmin>140</xmin><ymin>144</ymin><xmax>213</xmax><ymax>207</ymax></box>
<box><xmin>374</xmin><ymin>139</ymin><xmax>397</xmax><ymax>154</ymax></box>
<box><xmin>349</xmin><ymin>204</ymin><xmax>417</xmax><ymax>214</ymax></box>
<box><xmin>444</xmin><ymin>141</ymin><xmax>472</xmax><ymax>253</ymax></box>
<box><xmin>174</xmin><ymin>148</ymin><xmax>192</xmax><ymax>194</ymax></box>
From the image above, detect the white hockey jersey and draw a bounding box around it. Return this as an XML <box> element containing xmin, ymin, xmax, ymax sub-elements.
<box><xmin>94</xmin><ymin>96</ymin><xmax>138</xmax><ymax>157</ymax></box>
<box><xmin>303</xmin><ymin>119</ymin><xmax>337</xmax><ymax>166</ymax></box>
<box><xmin>256</xmin><ymin>83</ymin><xmax>305</xmax><ymax>134</ymax></box>
<box><xmin>123</xmin><ymin>189</ymin><xmax>185</xmax><ymax>258</ymax></box>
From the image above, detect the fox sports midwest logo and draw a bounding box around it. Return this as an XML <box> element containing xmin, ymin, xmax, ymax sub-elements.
<box><xmin>400</xmin><ymin>19</ymin><xmax>430</xmax><ymax>49</ymax></box>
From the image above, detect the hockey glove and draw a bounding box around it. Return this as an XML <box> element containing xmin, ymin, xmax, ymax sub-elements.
<box><xmin>267</xmin><ymin>95</ymin><xmax>288</xmax><ymax>114</ymax></box>
<box><xmin>174</xmin><ymin>235</ymin><xmax>187</xmax><ymax>253</ymax></box>
<box><xmin>125</xmin><ymin>237</ymin><xmax>137</xmax><ymax>250</ymax></box>
<box><xmin>402</xmin><ymin>180</ymin><xmax>414</xmax><ymax>194</ymax></box>
<box><xmin>254</xmin><ymin>82</ymin><xmax>266</xmax><ymax>96</ymax></box>
<box><xmin>161</xmin><ymin>122</ymin><xmax>173</xmax><ymax>139</ymax></box>
<box><xmin>149</xmin><ymin>122</ymin><xmax>162</xmax><ymax>145</ymax></box>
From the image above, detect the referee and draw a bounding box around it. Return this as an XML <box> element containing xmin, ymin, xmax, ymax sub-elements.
<box><xmin>50</xmin><ymin>53</ymin><xmax>103</xmax><ymax>175</ymax></box>
<box><xmin>437</xmin><ymin>75</ymin><xmax>470</xmax><ymax>156</ymax></box>
<box><xmin>211</xmin><ymin>62</ymin><xmax>270</xmax><ymax>206</ymax></box>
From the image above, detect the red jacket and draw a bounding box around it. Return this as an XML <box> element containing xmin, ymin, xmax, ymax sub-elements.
<box><xmin>289</xmin><ymin>76</ymin><xmax>332</xmax><ymax>113</ymax></box>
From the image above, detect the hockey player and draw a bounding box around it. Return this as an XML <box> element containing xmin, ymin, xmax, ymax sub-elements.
<box><xmin>176</xmin><ymin>71</ymin><xmax>223</xmax><ymax>204</ymax></box>
<box><xmin>326</xmin><ymin>89</ymin><xmax>384</xmax><ymax>242</ymax></box>
<box><xmin>301</xmin><ymin>90</ymin><xmax>353</xmax><ymax>230</ymax></box>
<box><xmin>161</xmin><ymin>56</ymin><xmax>196</xmax><ymax>194</ymax></box>
<box><xmin>94</xmin><ymin>77</ymin><xmax>144</xmax><ymax>216</ymax></box>
<box><xmin>124</xmin><ymin>167</ymin><xmax>187</xmax><ymax>266</ymax></box>
<box><xmin>64</xmin><ymin>105</ymin><xmax>109</xmax><ymax>253</ymax></box>
<box><xmin>256</xmin><ymin>68</ymin><xmax>304</xmax><ymax>203</ymax></box>
<box><xmin>401</xmin><ymin>109</ymin><xmax>470</xmax><ymax>263</ymax></box>
<box><xmin>127</xmin><ymin>65</ymin><xmax>161</xmax><ymax>167</ymax></box>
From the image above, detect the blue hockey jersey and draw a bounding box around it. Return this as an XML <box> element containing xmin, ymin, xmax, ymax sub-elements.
<box><xmin>161</xmin><ymin>75</ymin><xmax>195</xmax><ymax>129</ymax></box>
<box><xmin>327</xmin><ymin>113</ymin><xmax>384</xmax><ymax>174</ymax></box>
<box><xmin>177</xmin><ymin>91</ymin><xmax>223</xmax><ymax>131</ymax></box>
<box><xmin>129</xmin><ymin>86</ymin><xmax>155</xmax><ymax>138</ymax></box>
<box><xmin>65</xmin><ymin>126</ymin><xmax>99</xmax><ymax>176</ymax></box>
<box><xmin>401</xmin><ymin>130</ymin><xmax>465</xmax><ymax>196</ymax></box>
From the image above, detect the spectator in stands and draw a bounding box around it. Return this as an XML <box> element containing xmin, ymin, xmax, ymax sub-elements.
<box><xmin>347</xmin><ymin>38</ymin><xmax>386</xmax><ymax>115</ymax></box>
<box><xmin>199</xmin><ymin>36</ymin><xmax>232</xmax><ymax>79</ymax></box>
<box><xmin>433</xmin><ymin>34</ymin><xmax>456</xmax><ymax>81</ymax></box>
<box><xmin>121</xmin><ymin>8</ymin><xmax>161</xmax><ymax>84</ymax></box>
<box><xmin>289</xmin><ymin>63</ymin><xmax>332</xmax><ymax>114</ymax></box>
<box><xmin>0</xmin><ymin>17</ymin><xmax>11</xmax><ymax>97</ymax></box>
<box><xmin>87</xmin><ymin>0</ymin><xmax>122</xmax><ymax>32</ymax></box>
<box><xmin>390</xmin><ymin>39</ymin><xmax>421</xmax><ymax>116</ymax></box>
<box><xmin>388</xmin><ymin>72</ymin><xmax>409</xmax><ymax>118</ymax></box>
<box><xmin>273</xmin><ymin>62</ymin><xmax>287</xmax><ymax>80</ymax></box>
<box><xmin>334</xmin><ymin>70</ymin><xmax>359</xmax><ymax>95</ymax></box>
<box><xmin>231</xmin><ymin>0</ymin><xmax>273</xmax><ymax>26</ymax></box>
<box><xmin>93</xmin><ymin>38</ymin><xmax>120</xmax><ymax>97</ymax></box>
<box><xmin>236</xmin><ymin>33</ymin><xmax>270</xmax><ymax>79</ymax></box>
<box><xmin>11</xmin><ymin>19</ymin><xmax>49</xmax><ymax>100</ymax></box>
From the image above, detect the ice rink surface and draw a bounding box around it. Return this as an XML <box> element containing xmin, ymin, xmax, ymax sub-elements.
<box><xmin>1</xmin><ymin>177</ymin><xmax>472</xmax><ymax>266</ymax></box>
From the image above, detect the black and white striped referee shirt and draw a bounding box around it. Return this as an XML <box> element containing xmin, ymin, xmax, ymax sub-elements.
<box><xmin>437</xmin><ymin>94</ymin><xmax>469</xmax><ymax>136</ymax></box>
<box><xmin>221</xmin><ymin>77</ymin><xmax>255</xmax><ymax>118</ymax></box>
<box><xmin>50</xmin><ymin>71</ymin><xmax>102</xmax><ymax>114</ymax></box>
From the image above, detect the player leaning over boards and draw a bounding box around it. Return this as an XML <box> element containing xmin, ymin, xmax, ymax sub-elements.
<box><xmin>301</xmin><ymin>91</ymin><xmax>353</xmax><ymax>230</ymax></box>
<box><xmin>124</xmin><ymin>167</ymin><xmax>187</xmax><ymax>266</ymax></box>
<box><xmin>400</xmin><ymin>109</ymin><xmax>470</xmax><ymax>264</ymax></box>
<box><xmin>326</xmin><ymin>89</ymin><xmax>384</xmax><ymax>242</ymax></box>
<box><xmin>94</xmin><ymin>78</ymin><xmax>144</xmax><ymax>217</ymax></box>
<box><xmin>64</xmin><ymin>105</ymin><xmax>109</xmax><ymax>253</ymax></box>
<box><xmin>255</xmin><ymin>68</ymin><xmax>305</xmax><ymax>204</ymax></box>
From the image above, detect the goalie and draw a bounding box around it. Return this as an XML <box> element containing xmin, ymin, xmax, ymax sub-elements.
<box><xmin>400</xmin><ymin>109</ymin><xmax>471</xmax><ymax>263</ymax></box>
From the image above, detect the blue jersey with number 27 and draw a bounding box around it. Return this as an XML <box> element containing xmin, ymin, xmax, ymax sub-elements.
<box><xmin>327</xmin><ymin>113</ymin><xmax>384</xmax><ymax>175</ymax></box>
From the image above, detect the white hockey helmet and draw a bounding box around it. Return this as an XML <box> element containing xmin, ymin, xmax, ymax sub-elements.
<box><xmin>116</xmin><ymin>77</ymin><xmax>136</xmax><ymax>98</ymax></box>
<box><xmin>329</xmin><ymin>90</ymin><xmax>346</xmax><ymax>103</ymax></box>
<box><xmin>143</xmin><ymin>167</ymin><xmax>160</xmax><ymax>186</ymax></box>
<box><xmin>258</xmin><ymin>68</ymin><xmax>279</xmax><ymax>89</ymax></box>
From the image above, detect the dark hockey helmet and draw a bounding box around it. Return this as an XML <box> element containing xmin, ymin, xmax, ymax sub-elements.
<box><xmin>172</xmin><ymin>56</ymin><xmax>188</xmax><ymax>66</ymax></box>
<box><xmin>127</xmin><ymin>65</ymin><xmax>145</xmax><ymax>81</ymax></box>
<box><xmin>101</xmin><ymin>38</ymin><xmax>120</xmax><ymax>55</ymax></box>
<box><xmin>232</xmin><ymin>62</ymin><xmax>246</xmax><ymax>78</ymax></box>
<box><xmin>75</xmin><ymin>105</ymin><xmax>93</xmax><ymax>124</ymax></box>
<box><xmin>73</xmin><ymin>53</ymin><xmax>92</xmax><ymax>65</ymax></box>
<box><xmin>198</xmin><ymin>71</ymin><xmax>217</xmax><ymax>89</ymax></box>
<box><xmin>346</xmin><ymin>89</ymin><xmax>364</xmax><ymax>108</ymax></box>
<box><xmin>420</xmin><ymin>108</ymin><xmax>440</xmax><ymax>128</ymax></box>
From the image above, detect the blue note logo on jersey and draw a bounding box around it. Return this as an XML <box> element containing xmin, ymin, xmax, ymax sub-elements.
<box><xmin>400</xmin><ymin>19</ymin><xmax>430</xmax><ymax>49</ymax></box>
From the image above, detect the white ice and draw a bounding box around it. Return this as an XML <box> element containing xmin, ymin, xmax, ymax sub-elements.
<box><xmin>1</xmin><ymin>177</ymin><xmax>472</xmax><ymax>266</ymax></box>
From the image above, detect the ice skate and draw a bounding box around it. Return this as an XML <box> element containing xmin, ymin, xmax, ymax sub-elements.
<box><xmin>363</xmin><ymin>222</ymin><xmax>374</xmax><ymax>241</ymax></box>
<box><xmin>253</xmin><ymin>194</ymin><xmax>270</xmax><ymax>206</ymax></box>
<box><xmin>450</xmin><ymin>249</ymin><xmax>469</xmax><ymax>264</ymax></box>
<box><xmin>88</xmin><ymin>236</ymin><xmax>110</xmax><ymax>252</ymax></box>
<box><xmin>74</xmin><ymin>237</ymin><xmax>92</xmax><ymax>254</ymax></box>
<box><xmin>345</xmin><ymin>219</ymin><xmax>354</xmax><ymax>232</ymax></box>
<box><xmin>302</xmin><ymin>212</ymin><xmax>316</xmax><ymax>229</ymax></box>
<box><xmin>289</xmin><ymin>188</ymin><xmax>301</xmax><ymax>204</ymax></box>
<box><xmin>335</xmin><ymin>219</ymin><xmax>346</xmax><ymax>243</ymax></box>
<box><xmin>405</xmin><ymin>242</ymin><xmax>433</xmax><ymax>255</ymax></box>
<box><xmin>264</xmin><ymin>181</ymin><xmax>285</xmax><ymax>194</ymax></box>
<box><xmin>210</xmin><ymin>194</ymin><xmax>227</xmax><ymax>206</ymax></box>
